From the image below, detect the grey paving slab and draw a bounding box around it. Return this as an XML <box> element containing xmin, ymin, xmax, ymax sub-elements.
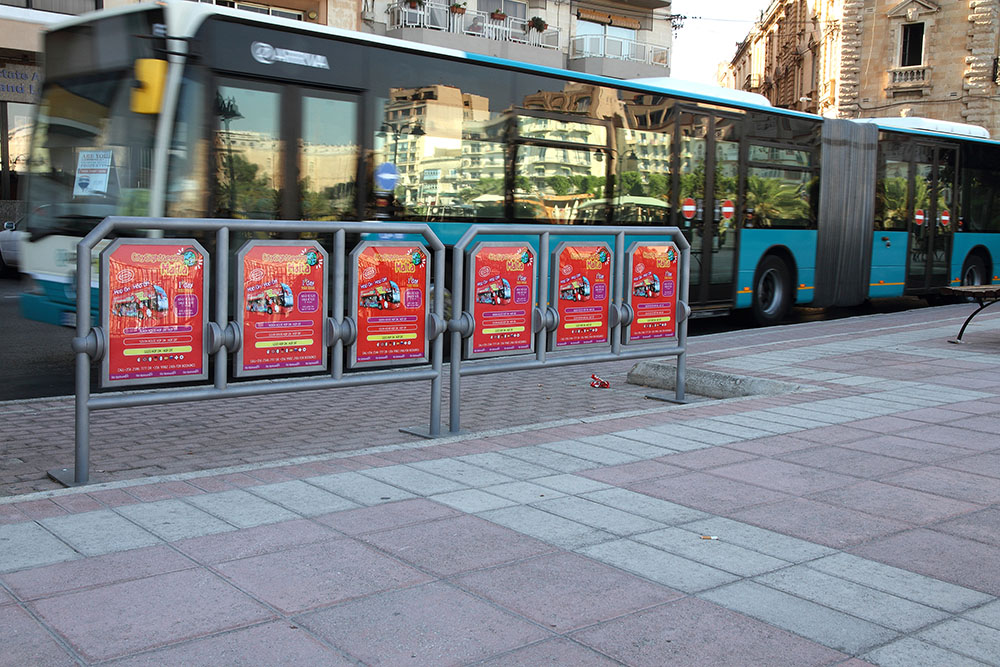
<box><xmin>116</xmin><ymin>499</ymin><xmax>237</xmax><ymax>542</ymax></box>
<box><xmin>765</xmin><ymin>405</ymin><xmax>851</xmax><ymax>424</ymax></box>
<box><xmin>581</xmin><ymin>487</ymin><xmax>710</xmax><ymax>525</ymax></box>
<box><xmin>359</xmin><ymin>465</ymin><xmax>468</xmax><ymax>496</ymax></box>
<box><xmin>677</xmin><ymin>516</ymin><xmax>835</xmax><ymax>562</ymax></box>
<box><xmin>807</xmin><ymin>552</ymin><xmax>994</xmax><ymax>613</ymax></box>
<box><xmin>428</xmin><ymin>489</ymin><xmax>517</xmax><ymax>513</ymax></box>
<box><xmin>184</xmin><ymin>490</ymin><xmax>299</xmax><ymax>529</ymax></box>
<box><xmin>634</xmin><ymin>526</ymin><xmax>790</xmax><ymax>577</ymax></box>
<box><xmin>502</xmin><ymin>445</ymin><xmax>602</xmax><ymax>472</ymax></box>
<box><xmin>481</xmin><ymin>480</ymin><xmax>567</xmax><ymax>504</ymax></box>
<box><xmin>709</xmin><ymin>414</ymin><xmax>803</xmax><ymax>435</ymax></box>
<box><xmin>0</xmin><ymin>522</ymin><xmax>79</xmax><ymax>573</ymax></box>
<box><xmin>862</xmin><ymin>638</ymin><xmax>987</xmax><ymax>667</ymax></box>
<box><xmin>680</xmin><ymin>418</ymin><xmax>774</xmax><ymax>440</ymax></box>
<box><xmin>478</xmin><ymin>505</ymin><xmax>616</xmax><ymax>550</ymax></box>
<box><xmin>577</xmin><ymin>434</ymin><xmax>677</xmax><ymax>458</ymax></box>
<box><xmin>800</xmin><ymin>400</ymin><xmax>885</xmax><ymax>420</ymax></box>
<box><xmin>578</xmin><ymin>538</ymin><xmax>738</xmax><ymax>593</ymax></box>
<box><xmin>918</xmin><ymin>618</ymin><xmax>1000</xmax><ymax>665</ymax></box>
<box><xmin>754</xmin><ymin>566</ymin><xmax>950</xmax><ymax>632</ymax></box>
<box><xmin>410</xmin><ymin>459</ymin><xmax>516</xmax><ymax>487</ymax></box>
<box><xmin>699</xmin><ymin>580</ymin><xmax>899</xmax><ymax>655</ymax></box>
<box><xmin>248</xmin><ymin>481</ymin><xmax>361</xmax><ymax>517</ymax></box>
<box><xmin>965</xmin><ymin>600</ymin><xmax>1000</xmax><ymax>630</ymax></box>
<box><xmin>532</xmin><ymin>496</ymin><xmax>665</xmax><ymax>536</ymax></box>
<box><xmin>538</xmin><ymin>441</ymin><xmax>641</xmax><ymax>466</ymax></box>
<box><xmin>40</xmin><ymin>510</ymin><xmax>161</xmax><ymax>557</ymax></box>
<box><xmin>530</xmin><ymin>474</ymin><xmax>612</xmax><ymax>495</ymax></box>
<box><xmin>744</xmin><ymin>410</ymin><xmax>829</xmax><ymax>429</ymax></box>
<box><xmin>306</xmin><ymin>471</ymin><xmax>416</xmax><ymax>505</ymax></box>
<box><xmin>455</xmin><ymin>452</ymin><xmax>560</xmax><ymax>479</ymax></box>
<box><xmin>646</xmin><ymin>423</ymin><xmax>739</xmax><ymax>446</ymax></box>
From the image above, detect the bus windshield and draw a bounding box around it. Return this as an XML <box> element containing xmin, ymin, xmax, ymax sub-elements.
<box><xmin>25</xmin><ymin>9</ymin><xmax>164</xmax><ymax>240</ymax></box>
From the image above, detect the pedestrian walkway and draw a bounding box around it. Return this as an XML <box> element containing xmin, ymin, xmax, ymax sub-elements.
<box><xmin>2</xmin><ymin>302</ymin><xmax>1000</xmax><ymax>665</ymax></box>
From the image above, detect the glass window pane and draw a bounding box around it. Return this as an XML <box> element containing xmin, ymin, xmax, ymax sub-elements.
<box><xmin>7</xmin><ymin>102</ymin><xmax>34</xmax><ymax>199</ymax></box>
<box><xmin>515</xmin><ymin>144</ymin><xmax>601</xmax><ymax>222</ymax></box>
<box><xmin>166</xmin><ymin>75</ymin><xmax>208</xmax><ymax>217</ymax></box>
<box><xmin>214</xmin><ymin>84</ymin><xmax>281</xmax><ymax>219</ymax></box>
<box><xmin>749</xmin><ymin>144</ymin><xmax>811</xmax><ymax>167</ymax></box>
<box><xmin>301</xmin><ymin>96</ymin><xmax>358</xmax><ymax>220</ymax></box>
<box><xmin>746</xmin><ymin>166</ymin><xmax>814</xmax><ymax>228</ymax></box>
<box><xmin>516</xmin><ymin>116</ymin><xmax>607</xmax><ymax>146</ymax></box>
<box><xmin>876</xmin><ymin>159</ymin><xmax>908</xmax><ymax>231</ymax></box>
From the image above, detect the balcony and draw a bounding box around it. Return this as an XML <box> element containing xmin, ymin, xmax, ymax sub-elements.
<box><xmin>387</xmin><ymin>1</ymin><xmax>563</xmax><ymax>68</ymax></box>
<box><xmin>887</xmin><ymin>65</ymin><xmax>931</xmax><ymax>96</ymax></box>
<box><xmin>568</xmin><ymin>34</ymin><xmax>669</xmax><ymax>80</ymax></box>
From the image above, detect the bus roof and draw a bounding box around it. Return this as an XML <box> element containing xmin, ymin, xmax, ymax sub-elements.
<box><xmin>852</xmin><ymin>116</ymin><xmax>992</xmax><ymax>140</ymax></box>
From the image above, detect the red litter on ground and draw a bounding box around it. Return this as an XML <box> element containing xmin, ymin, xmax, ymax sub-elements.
<box><xmin>590</xmin><ymin>374</ymin><xmax>610</xmax><ymax>388</ymax></box>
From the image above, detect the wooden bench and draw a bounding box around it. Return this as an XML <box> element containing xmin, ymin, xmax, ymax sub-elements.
<box><xmin>938</xmin><ymin>285</ymin><xmax>1000</xmax><ymax>343</ymax></box>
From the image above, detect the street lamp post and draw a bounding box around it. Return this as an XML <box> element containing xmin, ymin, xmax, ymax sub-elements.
<box><xmin>378</xmin><ymin>121</ymin><xmax>425</xmax><ymax>202</ymax></box>
<box><xmin>215</xmin><ymin>93</ymin><xmax>243</xmax><ymax>215</ymax></box>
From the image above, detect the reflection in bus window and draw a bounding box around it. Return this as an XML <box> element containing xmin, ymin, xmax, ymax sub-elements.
<box><xmin>876</xmin><ymin>158</ymin><xmax>909</xmax><ymax>231</ymax></box>
<box><xmin>301</xmin><ymin>96</ymin><xmax>358</xmax><ymax>220</ymax></box>
<box><xmin>213</xmin><ymin>84</ymin><xmax>281</xmax><ymax>219</ymax></box>
<box><xmin>746</xmin><ymin>167</ymin><xmax>814</xmax><ymax>228</ymax></box>
<box><xmin>167</xmin><ymin>75</ymin><xmax>207</xmax><ymax>218</ymax></box>
<box><xmin>514</xmin><ymin>143</ymin><xmax>601</xmax><ymax>223</ymax></box>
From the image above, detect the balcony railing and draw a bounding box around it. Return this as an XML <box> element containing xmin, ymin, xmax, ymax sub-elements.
<box><xmin>388</xmin><ymin>1</ymin><xmax>560</xmax><ymax>49</ymax></box>
<box><xmin>0</xmin><ymin>0</ymin><xmax>97</xmax><ymax>14</ymax></box>
<box><xmin>569</xmin><ymin>34</ymin><xmax>668</xmax><ymax>68</ymax></box>
<box><xmin>889</xmin><ymin>65</ymin><xmax>930</xmax><ymax>86</ymax></box>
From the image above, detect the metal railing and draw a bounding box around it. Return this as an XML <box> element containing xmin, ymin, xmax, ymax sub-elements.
<box><xmin>388</xmin><ymin>1</ymin><xmax>560</xmax><ymax>49</ymax></box>
<box><xmin>569</xmin><ymin>34</ymin><xmax>668</xmax><ymax>68</ymax></box>
<box><xmin>889</xmin><ymin>65</ymin><xmax>930</xmax><ymax>85</ymax></box>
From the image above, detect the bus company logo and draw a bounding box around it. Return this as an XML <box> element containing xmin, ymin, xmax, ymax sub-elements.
<box><xmin>249</xmin><ymin>268</ymin><xmax>265</xmax><ymax>282</ymax></box>
<box><xmin>479</xmin><ymin>266</ymin><xmax>491</xmax><ymax>278</ymax></box>
<box><xmin>116</xmin><ymin>268</ymin><xmax>135</xmax><ymax>284</ymax></box>
<box><xmin>251</xmin><ymin>42</ymin><xmax>330</xmax><ymax>69</ymax></box>
<box><xmin>362</xmin><ymin>266</ymin><xmax>376</xmax><ymax>281</ymax></box>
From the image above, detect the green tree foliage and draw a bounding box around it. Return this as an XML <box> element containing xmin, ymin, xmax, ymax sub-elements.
<box><xmin>744</xmin><ymin>174</ymin><xmax>810</xmax><ymax>226</ymax></box>
<box><xmin>216</xmin><ymin>151</ymin><xmax>279</xmax><ymax>218</ymax></box>
<box><xmin>546</xmin><ymin>175</ymin><xmax>571</xmax><ymax>196</ymax></box>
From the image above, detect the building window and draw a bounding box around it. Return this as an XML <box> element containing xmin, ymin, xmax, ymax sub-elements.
<box><xmin>900</xmin><ymin>22</ymin><xmax>924</xmax><ymax>67</ymax></box>
<box><xmin>477</xmin><ymin>0</ymin><xmax>525</xmax><ymax>19</ymax></box>
<box><xmin>192</xmin><ymin>0</ymin><xmax>304</xmax><ymax>20</ymax></box>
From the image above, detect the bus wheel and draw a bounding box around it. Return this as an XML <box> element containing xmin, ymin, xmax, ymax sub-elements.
<box><xmin>752</xmin><ymin>255</ymin><xmax>792</xmax><ymax>326</ymax></box>
<box><xmin>962</xmin><ymin>255</ymin><xmax>987</xmax><ymax>287</ymax></box>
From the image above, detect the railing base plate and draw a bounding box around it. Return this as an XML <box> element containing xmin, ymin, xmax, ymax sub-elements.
<box><xmin>47</xmin><ymin>467</ymin><xmax>86</xmax><ymax>487</ymax></box>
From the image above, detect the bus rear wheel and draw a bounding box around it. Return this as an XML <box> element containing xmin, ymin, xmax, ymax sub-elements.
<box><xmin>752</xmin><ymin>255</ymin><xmax>792</xmax><ymax>326</ymax></box>
<box><xmin>962</xmin><ymin>255</ymin><xmax>987</xmax><ymax>287</ymax></box>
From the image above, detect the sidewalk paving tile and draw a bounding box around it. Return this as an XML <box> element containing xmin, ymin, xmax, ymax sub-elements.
<box><xmin>28</xmin><ymin>568</ymin><xmax>275</xmax><ymax>663</ymax></box>
<box><xmin>172</xmin><ymin>519</ymin><xmax>341</xmax><ymax>564</ymax></box>
<box><xmin>476</xmin><ymin>638</ymin><xmax>619</xmax><ymax>666</ymax></box>
<box><xmin>753</xmin><ymin>566</ymin><xmax>950</xmax><ymax>632</ymax></box>
<box><xmin>677</xmin><ymin>516</ymin><xmax>834</xmax><ymax>562</ymax></box>
<box><xmin>645</xmin><ymin>423</ymin><xmax>738</xmax><ymax>446</ymax></box>
<box><xmin>634</xmin><ymin>526</ymin><xmax>789</xmax><ymax>576</ymax></box>
<box><xmin>305</xmin><ymin>471</ymin><xmax>416</xmax><ymax>505</ymax></box>
<box><xmin>213</xmin><ymin>539</ymin><xmax>433</xmax><ymax>614</ymax></box>
<box><xmin>917</xmin><ymin>618</ymin><xmax>1000</xmax><ymax>665</ymax></box>
<box><xmin>730</xmin><ymin>498</ymin><xmax>912</xmax><ymax>548</ymax></box>
<box><xmin>41</xmin><ymin>509</ymin><xmax>162</xmax><ymax>557</ymax></box>
<box><xmin>247</xmin><ymin>480</ymin><xmax>360</xmax><ymax>517</ymax></box>
<box><xmin>172</xmin><ymin>489</ymin><xmax>300</xmax><ymax>529</ymax></box>
<box><xmin>499</xmin><ymin>445</ymin><xmax>602</xmax><ymax>472</ymax></box>
<box><xmin>428</xmin><ymin>488</ymin><xmax>518</xmax><ymax>513</ymax></box>
<box><xmin>578</xmin><ymin>539</ymin><xmax>738</xmax><ymax>593</ymax></box>
<box><xmin>836</xmin><ymin>435</ymin><xmax>972</xmax><ymax>464</ymax></box>
<box><xmin>809</xmin><ymin>480</ymin><xmax>982</xmax><ymax>524</ymax></box>
<box><xmin>777</xmin><ymin>446</ymin><xmax>918</xmax><ymax>478</ymax></box>
<box><xmin>882</xmin><ymin>466</ymin><xmax>1000</xmax><ymax>504</ymax></box>
<box><xmin>297</xmin><ymin>581</ymin><xmax>550</xmax><ymax>665</ymax></box>
<box><xmin>409</xmin><ymin>458</ymin><xmax>516</xmax><ymax>486</ymax></box>
<box><xmin>933</xmin><ymin>507</ymin><xmax>1000</xmax><ymax>548</ymax></box>
<box><xmin>578</xmin><ymin>459</ymin><xmax>685</xmax><ymax>485</ymax></box>
<box><xmin>862</xmin><ymin>637</ymin><xmax>987</xmax><ymax>667</ymax></box>
<box><xmin>530</xmin><ymin>473</ymin><xmax>612</xmax><ymax>495</ymax></box>
<box><xmin>359</xmin><ymin>515</ymin><xmax>555</xmax><ymax>577</ymax></box>
<box><xmin>480</xmin><ymin>481</ymin><xmax>566</xmax><ymax>504</ymax></box>
<box><xmin>965</xmin><ymin>600</ymin><xmax>1000</xmax><ymax>630</ymax></box>
<box><xmin>581</xmin><ymin>487</ymin><xmax>710</xmax><ymax>525</ymax></box>
<box><xmin>579</xmin><ymin>433</ymin><xmax>678</xmax><ymax>458</ymax></box>
<box><xmin>531</xmin><ymin>496</ymin><xmax>665</xmax><ymax>536</ymax></box>
<box><xmin>454</xmin><ymin>452</ymin><xmax>559</xmax><ymax>479</ymax></box>
<box><xmin>942</xmin><ymin>452</ymin><xmax>1000</xmax><ymax>478</ymax></box>
<box><xmin>454</xmin><ymin>551</ymin><xmax>683</xmax><ymax>633</ymax></box>
<box><xmin>571</xmin><ymin>597</ymin><xmax>849</xmax><ymax>667</ymax></box>
<box><xmin>313</xmin><ymin>498</ymin><xmax>459</xmax><ymax>536</ymax></box>
<box><xmin>538</xmin><ymin>441</ymin><xmax>641</xmax><ymax>466</ymax></box>
<box><xmin>478</xmin><ymin>505</ymin><xmax>615</xmax><ymax>550</ymax></box>
<box><xmin>631</xmin><ymin>471</ymin><xmax>793</xmax><ymax>515</ymax></box>
<box><xmin>0</xmin><ymin>522</ymin><xmax>80</xmax><ymax>573</ymax></box>
<box><xmin>114</xmin><ymin>499</ymin><xmax>237</xmax><ymax>542</ymax></box>
<box><xmin>708</xmin><ymin>459</ymin><xmax>856</xmax><ymax>495</ymax></box>
<box><xmin>0</xmin><ymin>604</ymin><xmax>77</xmax><ymax>666</ymax></box>
<box><xmin>359</xmin><ymin>465</ymin><xmax>468</xmax><ymax>496</ymax></box>
<box><xmin>699</xmin><ymin>580</ymin><xmax>899</xmax><ymax>654</ymax></box>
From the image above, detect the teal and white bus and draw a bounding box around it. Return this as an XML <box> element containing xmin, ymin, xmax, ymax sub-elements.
<box><xmin>19</xmin><ymin>0</ymin><xmax>1000</xmax><ymax>329</ymax></box>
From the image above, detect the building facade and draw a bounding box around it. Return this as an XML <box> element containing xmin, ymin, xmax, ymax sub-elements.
<box><xmin>727</xmin><ymin>0</ymin><xmax>1000</xmax><ymax>138</ymax></box>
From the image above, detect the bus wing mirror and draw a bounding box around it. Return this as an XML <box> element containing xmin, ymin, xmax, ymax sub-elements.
<box><xmin>130</xmin><ymin>58</ymin><xmax>168</xmax><ymax>114</ymax></box>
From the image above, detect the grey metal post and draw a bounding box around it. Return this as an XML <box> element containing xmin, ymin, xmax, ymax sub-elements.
<box><xmin>429</xmin><ymin>243</ymin><xmax>444</xmax><ymax>436</ymax></box>
<box><xmin>676</xmin><ymin>243</ymin><xmax>691</xmax><ymax>402</ymax></box>
<box><xmin>612</xmin><ymin>231</ymin><xmax>625</xmax><ymax>355</ymax></box>
<box><xmin>214</xmin><ymin>227</ymin><xmax>229</xmax><ymax>390</ymax></box>
<box><xmin>537</xmin><ymin>232</ymin><xmax>549</xmax><ymax>363</ymax></box>
<box><xmin>449</xmin><ymin>241</ymin><xmax>465</xmax><ymax>433</ymax></box>
<box><xmin>332</xmin><ymin>229</ymin><xmax>344</xmax><ymax>380</ymax></box>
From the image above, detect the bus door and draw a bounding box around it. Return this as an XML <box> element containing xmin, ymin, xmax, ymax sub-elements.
<box><xmin>210</xmin><ymin>78</ymin><xmax>361</xmax><ymax>222</ymax></box>
<box><xmin>906</xmin><ymin>143</ymin><xmax>956</xmax><ymax>292</ymax></box>
<box><xmin>675</xmin><ymin>109</ymin><xmax>739</xmax><ymax>305</ymax></box>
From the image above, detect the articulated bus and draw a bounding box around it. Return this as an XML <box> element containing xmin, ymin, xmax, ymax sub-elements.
<box><xmin>19</xmin><ymin>1</ymin><xmax>1000</xmax><ymax>331</ymax></box>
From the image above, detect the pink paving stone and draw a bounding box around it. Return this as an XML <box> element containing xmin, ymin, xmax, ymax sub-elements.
<box><xmin>185</xmin><ymin>475</ymin><xmax>246</xmax><ymax>493</ymax></box>
<box><xmin>110</xmin><ymin>621</ymin><xmax>354</xmax><ymax>666</ymax></box>
<box><xmin>579</xmin><ymin>459</ymin><xmax>686</xmax><ymax>485</ymax></box>
<box><xmin>315</xmin><ymin>498</ymin><xmax>460</xmax><ymax>536</ymax></box>
<box><xmin>898</xmin><ymin>424</ymin><xmax>1000</xmax><ymax>450</ymax></box>
<box><xmin>477</xmin><ymin>638</ymin><xmax>620</xmax><ymax>666</ymax></box>
<box><xmin>850</xmin><ymin>528</ymin><xmax>1000</xmax><ymax>596</ymax></box>
<box><xmin>895</xmin><ymin>407</ymin><xmax>970</xmax><ymax>423</ymax></box>
<box><xmin>453</xmin><ymin>552</ymin><xmax>683</xmax><ymax>633</ymax></box>
<box><xmin>341</xmin><ymin>454</ymin><xmax>396</xmax><ymax>469</ymax></box>
<box><xmin>50</xmin><ymin>494</ymin><xmax>103</xmax><ymax>514</ymax></box>
<box><xmin>245</xmin><ymin>467</ymin><xmax>296</xmax><ymax>483</ymax></box>
<box><xmin>0</xmin><ymin>605</ymin><xmax>78</xmax><ymax>666</ymax></box>
<box><xmin>654</xmin><ymin>446</ymin><xmax>758</xmax><ymax>470</ymax></box>
<box><xmin>213</xmin><ymin>538</ymin><xmax>433</xmax><ymax>614</ymax></box>
<box><xmin>943</xmin><ymin>452</ymin><xmax>1000</xmax><ymax>478</ymax></box>
<box><xmin>360</xmin><ymin>515</ymin><xmax>556</xmax><ymax>576</ymax></box>
<box><xmin>707</xmin><ymin>459</ymin><xmax>857</xmax><ymax>495</ymax></box>
<box><xmin>86</xmin><ymin>488</ymin><xmax>143</xmax><ymax>508</ymax></box>
<box><xmin>0</xmin><ymin>586</ymin><xmax>13</xmax><ymax>605</ymax></box>
<box><xmin>836</xmin><ymin>434</ymin><xmax>973</xmax><ymax>463</ymax></box>
<box><xmin>724</xmin><ymin>434</ymin><xmax>824</xmax><ymax>457</ymax></box>
<box><xmin>297</xmin><ymin>581</ymin><xmax>550</xmax><ymax>665</ymax></box>
<box><xmin>777</xmin><ymin>445</ymin><xmax>919</xmax><ymax>478</ymax></box>
<box><xmin>207</xmin><ymin>472</ymin><xmax>262</xmax><ymax>488</ymax></box>
<box><xmin>730</xmin><ymin>497</ymin><xmax>912</xmax><ymax>548</ymax></box>
<box><xmin>173</xmin><ymin>519</ymin><xmax>342</xmax><ymax>565</ymax></box>
<box><xmin>13</xmin><ymin>499</ymin><xmax>68</xmax><ymax>520</ymax></box>
<box><xmin>0</xmin><ymin>503</ymin><xmax>28</xmax><ymax>524</ymax></box>
<box><xmin>810</xmin><ymin>480</ymin><xmax>981</xmax><ymax>525</ymax></box>
<box><xmin>29</xmin><ymin>569</ymin><xmax>276</xmax><ymax>663</ymax></box>
<box><xmin>792</xmin><ymin>425</ymin><xmax>873</xmax><ymax>445</ymax></box>
<box><xmin>2</xmin><ymin>545</ymin><xmax>196</xmax><ymax>601</ymax></box>
<box><xmin>571</xmin><ymin>597</ymin><xmax>848</xmax><ymax>667</ymax></box>
<box><xmin>932</xmin><ymin>508</ymin><xmax>1000</xmax><ymax>548</ymax></box>
<box><xmin>630</xmin><ymin>471</ymin><xmax>792</xmax><ymax>514</ymax></box>
<box><xmin>124</xmin><ymin>481</ymin><xmax>201</xmax><ymax>502</ymax></box>
<box><xmin>883</xmin><ymin>466</ymin><xmax>1000</xmax><ymax>504</ymax></box>
<box><xmin>848</xmin><ymin>415</ymin><xmax>927</xmax><ymax>433</ymax></box>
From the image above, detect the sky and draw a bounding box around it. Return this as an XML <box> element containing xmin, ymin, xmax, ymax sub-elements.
<box><xmin>668</xmin><ymin>0</ymin><xmax>773</xmax><ymax>85</ymax></box>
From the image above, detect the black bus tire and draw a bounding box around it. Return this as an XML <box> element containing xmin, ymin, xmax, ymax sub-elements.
<box><xmin>962</xmin><ymin>254</ymin><xmax>987</xmax><ymax>287</ymax></box>
<box><xmin>752</xmin><ymin>255</ymin><xmax>792</xmax><ymax>326</ymax></box>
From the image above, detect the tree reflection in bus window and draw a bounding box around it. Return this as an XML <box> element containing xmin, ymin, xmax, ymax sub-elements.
<box><xmin>876</xmin><ymin>159</ymin><xmax>909</xmax><ymax>231</ymax></box>
<box><xmin>213</xmin><ymin>85</ymin><xmax>281</xmax><ymax>219</ymax></box>
<box><xmin>301</xmin><ymin>96</ymin><xmax>358</xmax><ymax>220</ymax></box>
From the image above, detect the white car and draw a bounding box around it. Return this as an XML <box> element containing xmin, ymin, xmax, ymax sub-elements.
<box><xmin>0</xmin><ymin>219</ymin><xmax>24</xmax><ymax>274</ymax></box>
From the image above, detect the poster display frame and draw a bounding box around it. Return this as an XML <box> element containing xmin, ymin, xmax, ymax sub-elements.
<box><xmin>234</xmin><ymin>239</ymin><xmax>329</xmax><ymax>378</ymax></box>
<box><xmin>100</xmin><ymin>238</ymin><xmax>210</xmax><ymax>388</ymax></box>
<box><xmin>348</xmin><ymin>240</ymin><xmax>431</xmax><ymax>369</ymax></box>
<box><xmin>623</xmin><ymin>240</ymin><xmax>681</xmax><ymax>344</ymax></box>
<box><xmin>548</xmin><ymin>240</ymin><xmax>613</xmax><ymax>352</ymax></box>
<box><xmin>464</xmin><ymin>241</ymin><xmax>537</xmax><ymax>360</ymax></box>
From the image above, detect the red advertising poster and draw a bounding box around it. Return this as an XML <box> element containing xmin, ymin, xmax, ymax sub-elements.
<box><xmin>352</xmin><ymin>243</ymin><xmax>429</xmax><ymax>367</ymax></box>
<box><xmin>627</xmin><ymin>243</ymin><xmax>679</xmax><ymax>341</ymax></box>
<box><xmin>102</xmin><ymin>240</ymin><xmax>208</xmax><ymax>387</ymax></box>
<box><xmin>468</xmin><ymin>244</ymin><xmax>535</xmax><ymax>357</ymax></box>
<box><xmin>553</xmin><ymin>243</ymin><xmax>611</xmax><ymax>348</ymax></box>
<box><xmin>237</xmin><ymin>241</ymin><xmax>327</xmax><ymax>377</ymax></box>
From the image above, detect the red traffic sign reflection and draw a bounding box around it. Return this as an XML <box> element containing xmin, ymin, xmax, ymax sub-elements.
<box><xmin>682</xmin><ymin>197</ymin><xmax>697</xmax><ymax>220</ymax></box>
<box><xmin>721</xmin><ymin>200</ymin><xmax>734</xmax><ymax>220</ymax></box>
<box><xmin>915</xmin><ymin>209</ymin><xmax>924</xmax><ymax>226</ymax></box>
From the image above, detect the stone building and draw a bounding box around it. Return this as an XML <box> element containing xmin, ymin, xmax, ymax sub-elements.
<box><xmin>727</xmin><ymin>0</ymin><xmax>1000</xmax><ymax>138</ymax></box>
